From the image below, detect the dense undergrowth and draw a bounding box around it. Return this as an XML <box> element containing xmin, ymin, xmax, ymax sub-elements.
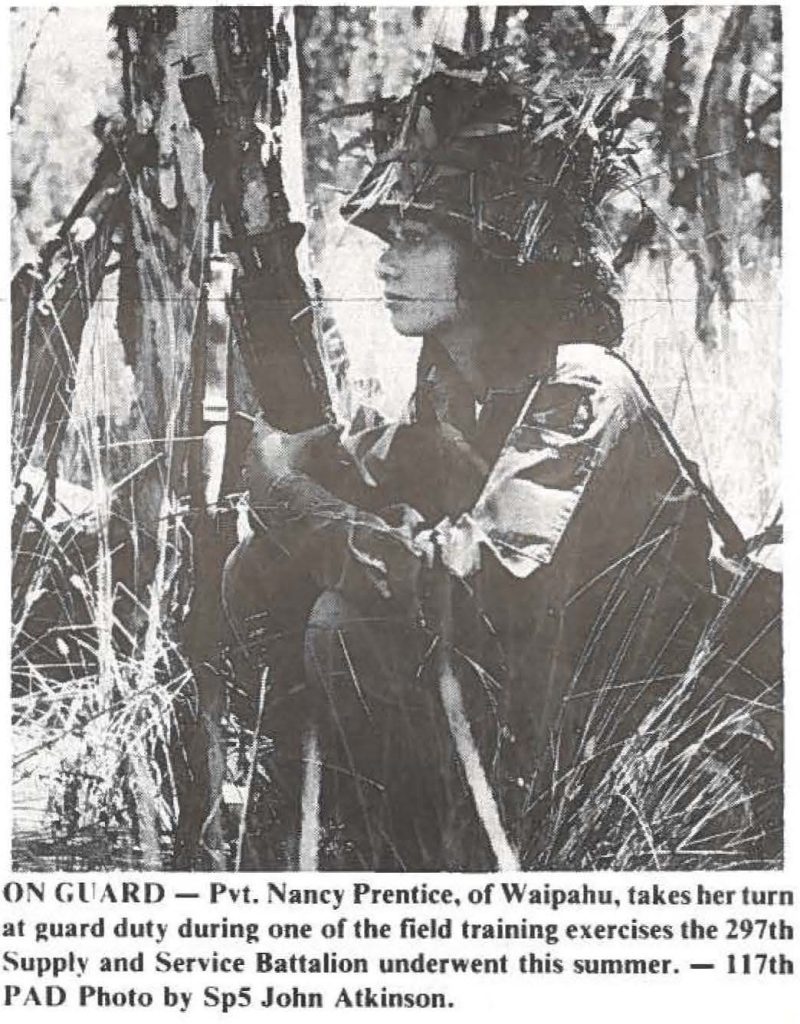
<box><xmin>11</xmin><ymin>253</ymin><xmax>782</xmax><ymax>872</ymax></box>
<box><xmin>10</xmin><ymin>6</ymin><xmax>782</xmax><ymax>871</ymax></box>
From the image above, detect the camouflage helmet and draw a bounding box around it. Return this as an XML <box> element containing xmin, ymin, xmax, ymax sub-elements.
<box><xmin>340</xmin><ymin>49</ymin><xmax>631</xmax><ymax>273</ymax></box>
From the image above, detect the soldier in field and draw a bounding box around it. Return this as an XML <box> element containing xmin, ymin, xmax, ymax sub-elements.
<box><xmin>223</xmin><ymin>59</ymin><xmax>780</xmax><ymax>871</ymax></box>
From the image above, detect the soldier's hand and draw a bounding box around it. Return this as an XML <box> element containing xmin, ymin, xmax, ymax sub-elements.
<box><xmin>244</xmin><ymin>416</ymin><xmax>340</xmax><ymax>501</ymax></box>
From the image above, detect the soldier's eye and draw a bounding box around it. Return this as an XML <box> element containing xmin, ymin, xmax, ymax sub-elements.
<box><xmin>391</xmin><ymin>221</ymin><xmax>429</xmax><ymax>245</ymax></box>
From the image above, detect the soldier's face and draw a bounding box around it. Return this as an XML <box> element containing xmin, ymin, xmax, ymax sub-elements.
<box><xmin>376</xmin><ymin>216</ymin><xmax>464</xmax><ymax>337</ymax></box>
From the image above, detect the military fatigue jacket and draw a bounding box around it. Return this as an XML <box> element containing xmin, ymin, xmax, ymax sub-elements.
<box><xmin>261</xmin><ymin>339</ymin><xmax>714</xmax><ymax>626</ymax></box>
<box><xmin>237</xmin><ymin>331</ymin><xmax>788</xmax><ymax>869</ymax></box>
<box><xmin>256</xmin><ymin>337</ymin><xmax>715</xmax><ymax>741</ymax></box>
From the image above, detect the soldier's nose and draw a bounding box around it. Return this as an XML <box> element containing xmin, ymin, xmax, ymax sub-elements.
<box><xmin>376</xmin><ymin>246</ymin><xmax>402</xmax><ymax>282</ymax></box>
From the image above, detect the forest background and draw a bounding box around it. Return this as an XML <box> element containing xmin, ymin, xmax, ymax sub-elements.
<box><xmin>9</xmin><ymin>6</ymin><xmax>782</xmax><ymax>869</ymax></box>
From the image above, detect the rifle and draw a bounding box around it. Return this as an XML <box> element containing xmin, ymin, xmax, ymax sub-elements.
<box><xmin>180</xmin><ymin>7</ymin><xmax>333</xmax><ymax>435</ymax></box>
<box><xmin>173</xmin><ymin>8</ymin><xmax>336</xmax><ymax>867</ymax></box>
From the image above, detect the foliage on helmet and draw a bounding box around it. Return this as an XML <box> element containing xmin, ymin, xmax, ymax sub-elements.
<box><xmin>340</xmin><ymin>23</ymin><xmax>643</xmax><ymax>274</ymax></box>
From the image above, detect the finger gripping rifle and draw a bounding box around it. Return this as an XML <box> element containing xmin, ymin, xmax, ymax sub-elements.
<box><xmin>179</xmin><ymin>8</ymin><xmax>333</xmax><ymax>434</ymax></box>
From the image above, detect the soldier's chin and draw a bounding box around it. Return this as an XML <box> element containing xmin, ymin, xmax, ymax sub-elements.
<box><xmin>385</xmin><ymin>303</ymin><xmax>427</xmax><ymax>337</ymax></box>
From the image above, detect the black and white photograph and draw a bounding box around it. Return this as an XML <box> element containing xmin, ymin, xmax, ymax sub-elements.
<box><xmin>10</xmin><ymin>5</ymin><xmax>783</xmax><ymax>873</ymax></box>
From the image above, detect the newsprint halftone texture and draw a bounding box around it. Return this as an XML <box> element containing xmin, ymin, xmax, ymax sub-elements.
<box><xmin>11</xmin><ymin>7</ymin><xmax>782</xmax><ymax>871</ymax></box>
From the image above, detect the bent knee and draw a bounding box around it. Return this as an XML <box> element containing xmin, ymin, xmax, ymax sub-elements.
<box><xmin>303</xmin><ymin>589</ymin><xmax>365</xmax><ymax>705</ymax></box>
<box><xmin>305</xmin><ymin>589</ymin><xmax>359</xmax><ymax>635</ymax></box>
<box><xmin>222</xmin><ymin>534</ymin><xmax>318</xmax><ymax>636</ymax></box>
<box><xmin>304</xmin><ymin>590</ymin><xmax>424</xmax><ymax>712</ymax></box>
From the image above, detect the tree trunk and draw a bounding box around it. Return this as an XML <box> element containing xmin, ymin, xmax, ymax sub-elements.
<box><xmin>118</xmin><ymin>6</ymin><xmax>316</xmax><ymax>867</ymax></box>
<box><xmin>695</xmin><ymin>7</ymin><xmax>753</xmax><ymax>339</ymax></box>
<box><xmin>114</xmin><ymin>6</ymin><xmax>210</xmax><ymax>545</ymax></box>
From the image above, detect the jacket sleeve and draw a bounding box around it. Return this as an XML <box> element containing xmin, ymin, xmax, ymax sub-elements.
<box><xmin>250</xmin><ymin>466</ymin><xmax>432</xmax><ymax>614</ymax></box>
<box><xmin>252</xmin><ymin>349</ymin><xmax>648</xmax><ymax>607</ymax></box>
<box><xmin>427</xmin><ymin>352</ymin><xmax>648</xmax><ymax>580</ymax></box>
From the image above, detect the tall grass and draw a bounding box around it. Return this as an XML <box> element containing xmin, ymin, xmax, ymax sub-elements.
<box><xmin>11</xmin><ymin>237</ymin><xmax>780</xmax><ymax>871</ymax></box>
<box><xmin>508</xmin><ymin>253</ymin><xmax>782</xmax><ymax>870</ymax></box>
<box><xmin>525</xmin><ymin>561</ymin><xmax>781</xmax><ymax>871</ymax></box>
<box><xmin>9</xmin><ymin>3</ymin><xmax>780</xmax><ymax>872</ymax></box>
<box><xmin>12</xmin><ymin>266</ymin><xmax>191</xmax><ymax>869</ymax></box>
